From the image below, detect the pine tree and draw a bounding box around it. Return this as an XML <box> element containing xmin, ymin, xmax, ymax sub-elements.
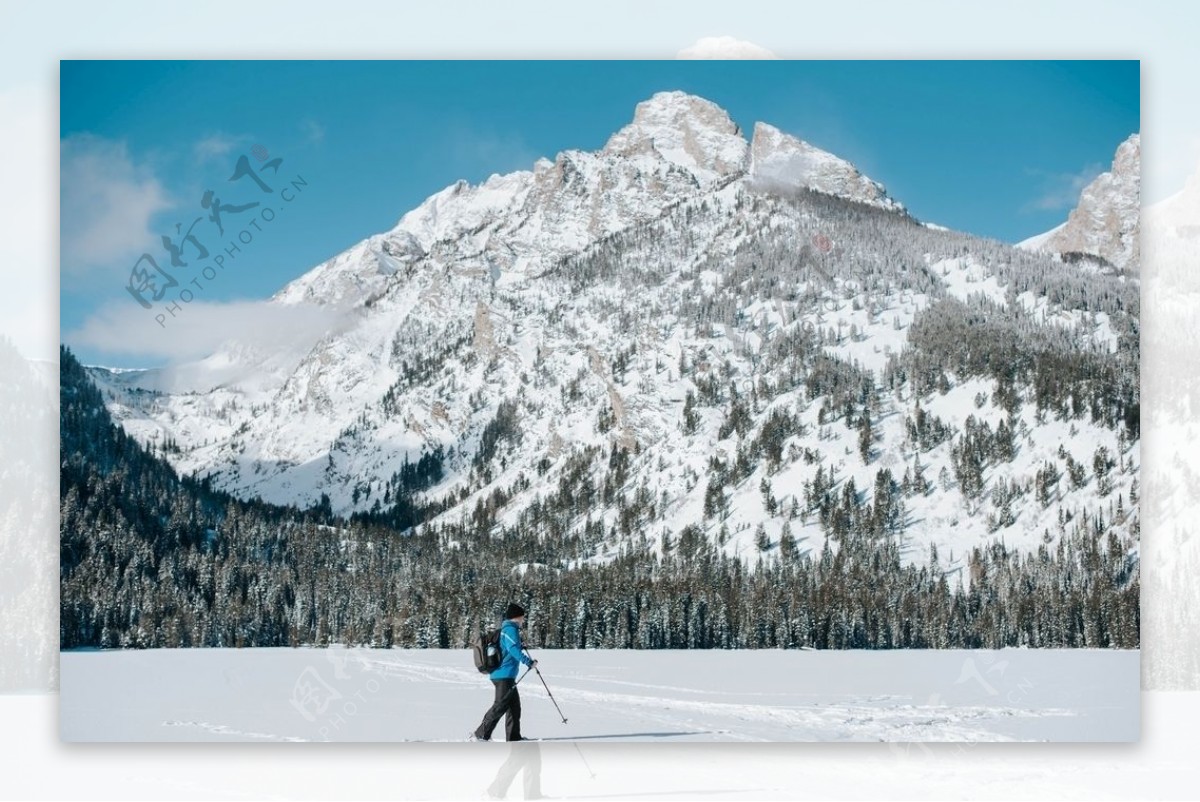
<box><xmin>755</xmin><ymin>523</ymin><xmax>772</xmax><ymax>553</ymax></box>
<box><xmin>858</xmin><ymin>409</ymin><xmax>873</xmax><ymax>464</ymax></box>
<box><xmin>779</xmin><ymin>521</ymin><xmax>797</xmax><ymax>559</ymax></box>
<box><xmin>760</xmin><ymin>476</ymin><xmax>778</xmax><ymax>517</ymax></box>
<box><xmin>683</xmin><ymin>390</ymin><xmax>699</xmax><ymax>435</ymax></box>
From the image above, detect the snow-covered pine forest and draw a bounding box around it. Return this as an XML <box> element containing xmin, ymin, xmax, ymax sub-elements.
<box><xmin>62</xmin><ymin>92</ymin><xmax>1140</xmax><ymax>651</ymax></box>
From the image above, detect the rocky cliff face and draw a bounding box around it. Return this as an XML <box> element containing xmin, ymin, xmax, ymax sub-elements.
<box><xmin>1021</xmin><ymin>134</ymin><xmax>1140</xmax><ymax>272</ymax></box>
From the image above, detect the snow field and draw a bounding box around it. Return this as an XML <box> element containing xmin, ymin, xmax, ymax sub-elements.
<box><xmin>60</xmin><ymin>647</ymin><xmax>1138</xmax><ymax>742</ymax></box>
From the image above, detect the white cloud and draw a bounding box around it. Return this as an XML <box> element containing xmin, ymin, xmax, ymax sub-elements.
<box><xmin>60</xmin><ymin>134</ymin><xmax>172</xmax><ymax>276</ymax></box>
<box><xmin>676</xmin><ymin>36</ymin><xmax>778</xmax><ymax>59</ymax></box>
<box><xmin>449</xmin><ymin>127</ymin><xmax>539</xmax><ymax>178</ymax></box>
<box><xmin>193</xmin><ymin>132</ymin><xmax>240</xmax><ymax>161</ymax></box>
<box><xmin>301</xmin><ymin>119</ymin><xmax>325</xmax><ymax>145</ymax></box>
<box><xmin>66</xmin><ymin>297</ymin><xmax>349</xmax><ymax>365</ymax></box>
<box><xmin>1025</xmin><ymin>162</ymin><xmax>1104</xmax><ymax>213</ymax></box>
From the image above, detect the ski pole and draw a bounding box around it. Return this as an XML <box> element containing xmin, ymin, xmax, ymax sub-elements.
<box><xmin>531</xmin><ymin>660</ymin><xmax>568</xmax><ymax>724</ymax></box>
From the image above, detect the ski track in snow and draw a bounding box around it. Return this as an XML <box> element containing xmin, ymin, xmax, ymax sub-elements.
<box><xmin>353</xmin><ymin>654</ymin><xmax>1059</xmax><ymax>742</ymax></box>
<box><xmin>60</xmin><ymin>648</ymin><xmax>1137</xmax><ymax>743</ymax></box>
<box><xmin>161</xmin><ymin>720</ymin><xmax>309</xmax><ymax>742</ymax></box>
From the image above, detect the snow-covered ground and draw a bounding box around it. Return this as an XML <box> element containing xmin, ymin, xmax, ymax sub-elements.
<box><xmin>60</xmin><ymin>648</ymin><xmax>1138</xmax><ymax>742</ymax></box>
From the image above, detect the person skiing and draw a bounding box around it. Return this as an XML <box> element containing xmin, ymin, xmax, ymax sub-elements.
<box><xmin>472</xmin><ymin>603</ymin><xmax>537</xmax><ymax>742</ymax></box>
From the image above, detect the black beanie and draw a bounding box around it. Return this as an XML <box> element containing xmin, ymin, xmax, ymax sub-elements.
<box><xmin>504</xmin><ymin>603</ymin><xmax>526</xmax><ymax>620</ymax></box>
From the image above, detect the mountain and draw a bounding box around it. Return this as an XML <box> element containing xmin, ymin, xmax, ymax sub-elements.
<box><xmin>87</xmin><ymin>91</ymin><xmax>1140</xmax><ymax>579</ymax></box>
<box><xmin>1019</xmin><ymin>134</ymin><xmax>1141</xmax><ymax>272</ymax></box>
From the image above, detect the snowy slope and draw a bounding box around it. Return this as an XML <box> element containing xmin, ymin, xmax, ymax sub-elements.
<box><xmin>88</xmin><ymin>92</ymin><xmax>1139</xmax><ymax>576</ymax></box>
<box><xmin>749</xmin><ymin>121</ymin><xmax>901</xmax><ymax>211</ymax></box>
<box><xmin>1017</xmin><ymin>221</ymin><xmax>1065</xmax><ymax>252</ymax></box>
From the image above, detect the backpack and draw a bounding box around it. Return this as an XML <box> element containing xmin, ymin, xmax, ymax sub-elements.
<box><xmin>472</xmin><ymin>628</ymin><xmax>502</xmax><ymax>674</ymax></box>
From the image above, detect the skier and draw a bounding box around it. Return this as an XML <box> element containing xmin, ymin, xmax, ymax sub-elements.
<box><xmin>473</xmin><ymin>603</ymin><xmax>537</xmax><ymax>742</ymax></box>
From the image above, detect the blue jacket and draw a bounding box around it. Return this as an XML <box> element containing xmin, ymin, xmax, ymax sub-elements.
<box><xmin>490</xmin><ymin>619</ymin><xmax>534</xmax><ymax>680</ymax></box>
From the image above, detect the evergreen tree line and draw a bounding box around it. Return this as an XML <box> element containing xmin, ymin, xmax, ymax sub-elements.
<box><xmin>61</xmin><ymin>346</ymin><xmax>1138</xmax><ymax>651</ymax></box>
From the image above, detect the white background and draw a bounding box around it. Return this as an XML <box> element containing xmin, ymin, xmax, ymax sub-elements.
<box><xmin>3</xmin><ymin>1</ymin><xmax>1198</xmax><ymax>798</ymax></box>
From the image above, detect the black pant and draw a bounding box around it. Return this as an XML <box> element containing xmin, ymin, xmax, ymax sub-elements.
<box><xmin>475</xmin><ymin>678</ymin><xmax>522</xmax><ymax>741</ymax></box>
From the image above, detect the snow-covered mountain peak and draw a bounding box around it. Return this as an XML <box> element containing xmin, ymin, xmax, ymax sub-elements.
<box><xmin>1019</xmin><ymin>133</ymin><xmax>1140</xmax><ymax>272</ymax></box>
<box><xmin>748</xmin><ymin>122</ymin><xmax>902</xmax><ymax>211</ymax></box>
<box><xmin>276</xmin><ymin>93</ymin><xmax>921</xmax><ymax>310</ymax></box>
<box><xmin>602</xmin><ymin>90</ymin><xmax>749</xmax><ymax>181</ymax></box>
<box><xmin>1113</xmin><ymin>133</ymin><xmax>1140</xmax><ymax>178</ymax></box>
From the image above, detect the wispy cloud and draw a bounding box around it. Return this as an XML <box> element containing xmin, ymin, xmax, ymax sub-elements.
<box><xmin>66</xmin><ymin>297</ymin><xmax>350</xmax><ymax>365</ymax></box>
<box><xmin>193</xmin><ymin>132</ymin><xmax>241</xmax><ymax>162</ymax></box>
<box><xmin>60</xmin><ymin>134</ymin><xmax>172</xmax><ymax>276</ymax></box>
<box><xmin>1024</xmin><ymin>162</ymin><xmax>1105</xmax><ymax>213</ymax></box>
<box><xmin>301</xmin><ymin>119</ymin><xmax>325</xmax><ymax>145</ymax></box>
<box><xmin>448</xmin><ymin>127</ymin><xmax>540</xmax><ymax>178</ymax></box>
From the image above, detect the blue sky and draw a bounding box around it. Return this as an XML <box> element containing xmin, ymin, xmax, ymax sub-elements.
<box><xmin>60</xmin><ymin>60</ymin><xmax>1139</xmax><ymax>366</ymax></box>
